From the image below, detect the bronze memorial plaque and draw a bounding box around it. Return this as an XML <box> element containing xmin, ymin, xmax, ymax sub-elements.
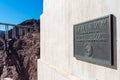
<box><xmin>74</xmin><ymin>14</ymin><xmax>116</xmax><ymax>68</ymax></box>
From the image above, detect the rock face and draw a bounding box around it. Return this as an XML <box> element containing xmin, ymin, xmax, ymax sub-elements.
<box><xmin>0</xmin><ymin>19</ymin><xmax>40</xmax><ymax>80</ymax></box>
<box><xmin>15</xmin><ymin>32</ymin><xmax>40</xmax><ymax>80</ymax></box>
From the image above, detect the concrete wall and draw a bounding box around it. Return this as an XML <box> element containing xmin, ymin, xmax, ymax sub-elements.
<box><xmin>38</xmin><ymin>0</ymin><xmax>120</xmax><ymax>80</ymax></box>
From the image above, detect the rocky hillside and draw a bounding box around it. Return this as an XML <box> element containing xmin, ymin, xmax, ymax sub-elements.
<box><xmin>0</xmin><ymin>19</ymin><xmax>40</xmax><ymax>80</ymax></box>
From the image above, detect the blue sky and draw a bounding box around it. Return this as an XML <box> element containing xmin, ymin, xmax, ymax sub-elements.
<box><xmin>0</xmin><ymin>0</ymin><xmax>43</xmax><ymax>24</ymax></box>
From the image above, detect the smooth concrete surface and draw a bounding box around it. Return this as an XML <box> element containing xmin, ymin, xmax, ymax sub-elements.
<box><xmin>38</xmin><ymin>0</ymin><xmax>120</xmax><ymax>80</ymax></box>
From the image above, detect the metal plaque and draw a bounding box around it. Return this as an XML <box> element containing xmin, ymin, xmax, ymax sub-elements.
<box><xmin>74</xmin><ymin>14</ymin><xmax>116</xmax><ymax>68</ymax></box>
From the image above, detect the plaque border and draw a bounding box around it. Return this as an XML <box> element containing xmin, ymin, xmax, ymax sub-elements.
<box><xmin>73</xmin><ymin>14</ymin><xmax>117</xmax><ymax>69</ymax></box>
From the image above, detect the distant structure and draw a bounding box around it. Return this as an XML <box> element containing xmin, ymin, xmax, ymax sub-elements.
<box><xmin>0</xmin><ymin>22</ymin><xmax>35</xmax><ymax>58</ymax></box>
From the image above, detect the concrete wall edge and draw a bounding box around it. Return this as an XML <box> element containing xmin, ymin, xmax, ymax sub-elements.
<box><xmin>38</xmin><ymin>59</ymin><xmax>83</xmax><ymax>80</ymax></box>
